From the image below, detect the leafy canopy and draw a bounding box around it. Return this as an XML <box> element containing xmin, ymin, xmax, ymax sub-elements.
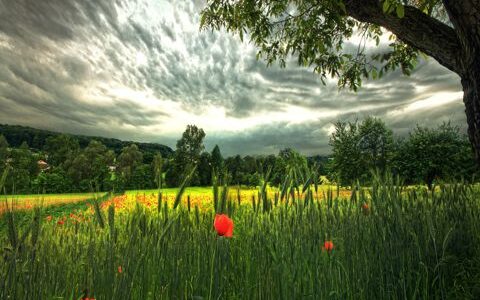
<box><xmin>201</xmin><ymin>0</ymin><xmax>446</xmax><ymax>91</ymax></box>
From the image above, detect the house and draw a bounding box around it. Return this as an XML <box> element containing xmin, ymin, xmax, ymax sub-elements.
<box><xmin>37</xmin><ymin>160</ymin><xmax>50</xmax><ymax>171</ymax></box>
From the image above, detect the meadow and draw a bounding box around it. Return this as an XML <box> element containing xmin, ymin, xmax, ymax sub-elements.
<box><xmin>0</xmin><ymin>192</ymin><xmax>108</xmax><ymax>214</ymax></box>
<box><xmin>1</xmin><ymin>171</ymin><xmax>479</xmax><ymax>300</ymax></box>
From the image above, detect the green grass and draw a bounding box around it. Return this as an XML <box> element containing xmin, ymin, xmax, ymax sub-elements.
<box><xmin>1</xmin><ymin>178</ymin><xmax>480</xmax><ymax>299</ymax></box>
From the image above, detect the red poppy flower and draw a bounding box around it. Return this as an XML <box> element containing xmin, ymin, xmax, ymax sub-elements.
<box><xmin>46</xmin><ymin>215</ymin><xmax>52</xmax><ymax>222</ymax></box>
<box><xmin>118</xmin><ymin>266</ymin><xmax>122</xmax><ymax>273</ymax></box>
<box><xmin>57</xmin><ymin>220</ymin><xmax>64</xmax><ymax>225</ymax></box>
<box><xmin>214</xmin><ymin>214</ymin><xmax>234</xmax><ymax>237</ymax></box>
<box><xmin>362</xmin><ymin>203</ymin><xmax>370</xmax><ymax>215</ymax></box>
<box><xmin>322</xmin><ymin>240</ymin><xmax>334</xmax><ymax>253</ymax></box>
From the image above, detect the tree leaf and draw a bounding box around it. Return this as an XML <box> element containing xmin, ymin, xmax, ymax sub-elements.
<box><xmin>396</xmin><ymin>5</ymin><xmax>405</xmax><ymax>18</ymax></box>
<box><xmin>382</xmin><ymin>0</ymin><xmax>391</xmax><ymax>13</ymax></box>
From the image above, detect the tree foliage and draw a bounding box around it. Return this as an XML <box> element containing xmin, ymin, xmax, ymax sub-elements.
<box><xmin>329</xmin><ymin>121</ymin><xmax>363</xmax><ymax>185</ymax></box>
<box><xmin>211</xmin><ymin>145</ymin><xmax>224</xmax><ymax>173</ymax></box>
<box><xmin>393</xmin><ymin>123</ymin><xmax>477</xmax><ymax>187</ymax></box>
<box><xmin>67</xmin><ymin>140</ymin><xmax>115</xmax><ymax>192</ymax></box>
<box><xmin>358</xmin><ymin>117</ymin><xmax>393</xmax><ymax>172</ymax></box>
<box><xmin>117</xmin><ymin>144</ymin><xmax>143</xmax><ymax>185</ymax></box>
<box><xmin>200</xmin><ymin>0</ymin><xmax>443</xmax><ymax>90</ymax></box>
<box><xmin>329</xmin><ymin>118</ymin><xmax>477</xmax><ymax>186</ymax></box>
<box><xmin>166</xmin><ymin>125</ymin><xmax>206</xmax><ymax>187</ymax></box>
<box><xmin>0</xmin><ymin>124</ymin><xmax>173</xmax><ymax>159</ymax></box>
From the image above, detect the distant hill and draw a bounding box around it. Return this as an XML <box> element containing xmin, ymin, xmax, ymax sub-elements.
<box><xmin>0</xmin><ymin>124</ymin><xmax>174</xmax><ymax>160</ymax></box>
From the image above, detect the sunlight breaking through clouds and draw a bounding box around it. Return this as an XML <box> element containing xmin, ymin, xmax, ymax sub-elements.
<box><xmin>388</xmin><ymin>92</ymin><xmax>463</xmax><ymax>116</ymax></box>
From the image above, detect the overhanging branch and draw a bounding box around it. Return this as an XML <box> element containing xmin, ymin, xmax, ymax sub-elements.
<box><xmin>344</xmin><ymin>0</ymin><xmax>463</xmax><ymax>75</ymax></box>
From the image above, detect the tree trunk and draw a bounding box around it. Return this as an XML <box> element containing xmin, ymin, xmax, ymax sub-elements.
<box><xmin>461</xmin><ymin>62</ymin><xmax>480</xmax><ymax>162</ymax></box>
<box><xmin>442</xmin><ymin>0</ymin><xmax>480</xmax><ymax>162</ymax></box>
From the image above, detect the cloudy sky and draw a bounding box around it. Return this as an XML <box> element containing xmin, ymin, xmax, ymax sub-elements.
<box><xmin>0</xmin><ymin>0</ymin><xmax>466</xmax><ymax>156</ymax></box>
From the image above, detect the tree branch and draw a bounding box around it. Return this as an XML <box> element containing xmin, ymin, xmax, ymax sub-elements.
<box><xmin>344</xmin><ymin>0</ymin><xmax>463</xmax><ymax>75</ymax></box>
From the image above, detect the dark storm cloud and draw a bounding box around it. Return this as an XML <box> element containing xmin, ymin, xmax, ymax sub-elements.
<box><xmin>205</xmin><ymin>120</ymin><xmax>335</xmax><ymax>156</ymax></box>
<box><xmin>0</xmin><ymin>0</ymin><xmax>466</xmax><ymax>155</ymax></box>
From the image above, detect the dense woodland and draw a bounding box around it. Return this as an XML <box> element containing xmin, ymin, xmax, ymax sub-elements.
<box><xmin>0</xmin><ymin>118</ymin><xmax>477</xmax><ymax>194</ymax></box>
<box><xmin>0</xmin><ymin>124</ymin><xmax>173</xmax><ymax>163</ymax></box>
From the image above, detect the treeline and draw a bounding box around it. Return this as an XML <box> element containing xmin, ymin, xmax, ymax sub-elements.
<box><xmin>163</xmin><ymin>125</ymin><xmax>325</xmax><ymax>188</ymax></box>
<box><xmin>0</xmin><ymin>118</ymin><xmax>476</xmax><ymax>194</ymax></box>
<box><xmin>0</xmin><ymin>124</ymin><xmax>173</xmax><ymax>162</ymax></box>
<box><xmin>0</xmin><ymin>125</ymin><xmax>326</xmax><ymax>194</ymax></box>
<box><xmin>0</xmin><ymin>134</ymin><xmax>162</xmax><ymax>194</ymax></box>
<box><xmin>329</xmin><ymin>117</ymin><xmax>478</xmax><ymax>187</ymax></box>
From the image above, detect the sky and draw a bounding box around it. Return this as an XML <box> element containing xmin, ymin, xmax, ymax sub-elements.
<box><xmin>0</xmin><ymin>0</ymin><xmax>466</xmax><ymax>156</ymax></box>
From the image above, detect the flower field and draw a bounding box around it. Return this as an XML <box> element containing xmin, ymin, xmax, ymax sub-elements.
<box><xmin>0</xmin><ymin>192</ymin><xmax>108</xmax><ymax>215</ymax></box>
<box><xmin>1</xmin><ymin>179</ymin><xmax>480</xmax><ymax>299</ymax></box>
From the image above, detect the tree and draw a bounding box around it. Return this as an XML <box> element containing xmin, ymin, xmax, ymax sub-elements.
<box><xmin>176</xmin><ymin>125</ymin><xmax>206</xmax><ymax>167</ymax></box>
<box><xmin>152</xmin><ymin>153</ymin><xmax>164</xmax><ymax>189</ymax></box>
<box><xmin>0</xmin><ymin>134</ymin><xmax>8</xmax><ymax>157</ymax></box>
<box><xmin>256</xmin><ymin>154</ymin><xmax>277</xmax><ymax>183</ymax></box>
<box><xmin>329</xmin><ymin>118</ymin><xmax>394</xmax><ymax>184</ymax></box>
<box><xmin>166</xmin><ymin>125</ymin><xmax>206</xmax><ymax>187</ymax></box>
<box><xmin>243</xmin><ymin>155</ymin><xmax>258</xmax><ymax>175</ymax></box>
<box><xmin>245</xmin><ymin>172</ymin><xmax>262</xmax><ymax>188</ymax></box>
<box><xmin>129</xmin><ymin>164</ymin><xmax>155</xmax><ymax>190</ymax></box>
<box><xmin>329</xmin><ymin>121</ymin><xmax>363</xmax><ymax>185</ymax></box>
<box><xmin>200</xmin><ymin>0</ymin><xmax>480</xmax><ymax>163</ymax></box>
<box><xmin>307</xmin><ymin>155</ymin><xmax>330</xmax><ymax>175</ymax></box>
<box><xmin>271</xmin><ymin>148</ymin><xmax>308</xmax><ymax>186</ymax></box>
<box><xmin>117</xmin><ymin>144</ymin><xmax>143</xmax><ymax>184</ymax></box>
<box><xmin>67</xmin><ymin>140</ymin><xmax>114</xmax><ymax>191</ymax></box>
<box><xmin>211</xmin><ymin>145</ymin><xmax>224</xmax><ymax>174</ymax></box>
<box><xmin>44</xmin><ymin>134</ymin><xmax>80</xmax><ymax>167</ymax></box>
<box><xmin>5</xmin><ymin>141</ymin><xmax>37</xmax><ymax>194</ymax></box>
<box><xmin>32</xmin><ymin>168</ymin><xmax>72</xmax><ymax>194</ymax></box>
<box><xmin>393</xmin><ymin>123</ymin><xmax>477</xmax><ymax>187</ymax></box>
<box><xmin>0</xmin><ymin>135</ymin><xmax>9</xmax><ymax>174</ymax></box>
<box><xmin>198</xmin><ymin>152</ymin><xmax>212</xmax><ymax>186</ymax></box>
<box><xmin>358</xmin><ymin>117</ymin><xmax>394</xmax><ymax>172</ymax></box>
<box><xmin>225</xmin><ymin>155</ymin><xmax>245</xmax><ymax>184</ymax></box>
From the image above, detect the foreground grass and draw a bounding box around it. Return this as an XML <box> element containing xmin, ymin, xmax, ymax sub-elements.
<box><xmin>1</xmin><ymin>180</ymin><xmax>480</xmax><ymax>299</ymax></box>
